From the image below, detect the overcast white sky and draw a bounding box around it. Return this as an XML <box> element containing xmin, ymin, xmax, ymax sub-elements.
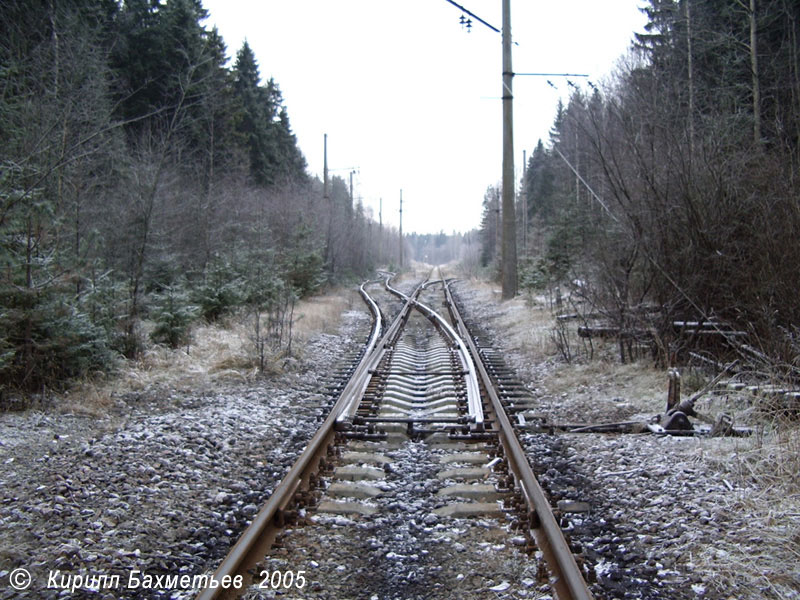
<box><xmin>201</xmin><ymin>1</ymin><xmax>647</xmax><ymax>234</ymax></box>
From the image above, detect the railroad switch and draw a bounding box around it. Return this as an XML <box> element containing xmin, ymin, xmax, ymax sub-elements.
<box><xmin>660</xmin><ymin>409</ymin><xmax>693</xmax><ymax>432</ymax></box>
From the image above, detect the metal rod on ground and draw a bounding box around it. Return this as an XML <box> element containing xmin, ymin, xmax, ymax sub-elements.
<box><xmin>687</xmin><ymin>360</ymin><xmax>739</xmax><ymax>405</ymax></box>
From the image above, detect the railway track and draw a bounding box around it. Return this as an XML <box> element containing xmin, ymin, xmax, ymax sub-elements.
<box><xmin>196</xmin><ymin>271</ymin><xmax>592</xmax><ymax>600</ymax></box>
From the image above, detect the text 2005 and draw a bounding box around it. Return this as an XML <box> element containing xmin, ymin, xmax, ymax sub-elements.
<box><xmin>258</xmin><ymin>570</ymin><xmax>306</xmax><ymax>589</ymax></box>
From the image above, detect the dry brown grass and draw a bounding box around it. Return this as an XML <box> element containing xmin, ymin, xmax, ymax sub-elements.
<box><xmin>457</xmin><ymin>274</ymin><xmax>800</xmax><ymax>598</ymax></box>
<box><xmin>695</xmin><ymin>427</ymin><xmax>800</xmax><ymax>599</ymax></box>
<box><xmin>291</xmin><ymin>288</ymin><xmax>359</xmax><ymax>347</ymax></box>
<box><xmin>463</xmin><ymin>276</ymin><xmax>557</xmax><ymax>361</ymax></box>
<box><xmin>61</xmin><ymin>287</ymin><xmax>359</xmax><ymax>408</ymax></box>
<box><xmin>57</xmin><ymin>381</ymin><xmax>115</xmax><ymax>417</ymax></box>
<box><xmin>85</xmin><ymin>321</ymin><xmax>249</xmax><ymax>399</ymax></box>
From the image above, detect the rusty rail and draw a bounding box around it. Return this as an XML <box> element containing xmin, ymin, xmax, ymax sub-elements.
<box><xmin>335</xmin><ymin>275</ymin><xmax>424</xmax><ymax>423</ymax></box>
<box><xmin>196</xmin><ymin>276</ymin><xmax>419</xmax><ymax>600</ymax></box>
<box><xmin>198</xmin><ymin>272</ymin><xmax>591</xmax><ymax>600</ymax></box>
<box><xmin>442</xmin><ymin>272</ymin><xmax>593</xmax><ymax>600</ymax></box>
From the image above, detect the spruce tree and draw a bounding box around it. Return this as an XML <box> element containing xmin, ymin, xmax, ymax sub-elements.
<box><xmin>233</xmin><ymin>43</ymin><xmax>306</xmax><ymax>187</ymax></box>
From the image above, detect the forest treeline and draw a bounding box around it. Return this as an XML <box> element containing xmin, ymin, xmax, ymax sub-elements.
<box><xmin>479</xmin><ymin>0</ymin><xmax>800</xmax><ymax>367</ymax></box>
<box><xmin>405</xmin><ymin>231</ymin><xmax>477</xmax><ymax>267</ymax></box>
<box><xmin>0</xmin><ymin>0</ymin><xmax>399</xmax><ymax>395</ymax></box>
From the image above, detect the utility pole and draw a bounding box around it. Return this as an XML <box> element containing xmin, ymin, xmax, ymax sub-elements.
<box><xmin>379</xmin><ymin>197</ymin><xmax>383</xmax><ymax>264</ymax></box>
<box><xmin>685</xmin><ymin>0</ymin><xmax>695</xmax><ymax>162</ymax></box>
<box><xmin>495</xmin><ymin>198</ymin><xmax>501</xmax><ymax>264</ymax></box>
<box><xmin>444</xmin><ymin>0</ymin><xmax>583</xmax><ymax>295</ymax></box>
<box><xmin>522</xmin><ymin>148</ymin><xmax>527</xmax><ymax>257</ymax></box>
<box><xmin>501</xmin><ymin>0</ymin><xmax>517</xmax><ymax>299</ymax></box>
<box><xmin>574</xmin><ymin>130</ymin><xmax>580</xmax><ymax>204</ymax></box>
<box><xmin>323</xmin><ymin>133</ymin><xmax>333</xmax><ymax>271</ymax></box>
<box><xmin>323</xmin><ymin>133</ymin><xmax>329</xmax><ymax>202</ymax></box>
<box><xmin>349</xmin><ymin>170</ymin><xmax>354</xmax><ymax>206</ymax></box>
<box><xmin>399</xmin><ymin>189</ymin><xmax>404</xmax><ymax>269</ymax></box>
<box><xmin>749</xmin><ymin>0</ymin><xmax>761</xmax><ymax>146</ymax></box>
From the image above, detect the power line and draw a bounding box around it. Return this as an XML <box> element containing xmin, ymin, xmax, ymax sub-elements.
<box><xmin>443</xmin><ymin>0</ymin><xmax>520</xmax><ymax>46</ymax></box>
<box><xmin>516</xmin><ymin>72</ymin><xmax>589</xmax><ymax>77</ymax></box>
<box><xmin>443</xmin><ymin>0</ymin><xmax>499</xmax><ymax>34</ymax></box>
<box><xmin>552</xmin><ymin>146</ymin><xmax>617</xmax><ymax>223</ymax></box>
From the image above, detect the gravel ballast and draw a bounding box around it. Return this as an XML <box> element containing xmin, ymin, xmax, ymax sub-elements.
<box><xmin>2</xmin><ymin>278</ymin><xmax>799</xmax><ymax>600</ymax></box>
<box><xmin>0</xmin><ymin>309</ymin><xmax>371</xmax><ymax>600</ymax></box>
<box><xmin>452</xmin><ymin>280</ymin><xmax>800</xmax><ymax>600</ymax></box>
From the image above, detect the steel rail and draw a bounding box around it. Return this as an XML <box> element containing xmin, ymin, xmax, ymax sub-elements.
<box><xmin>359</xmin><ymin>278</ymin><xmax>383</xmax><ymax>352</ymax></box>
<box><xmin>442</xmin><ymin>273</ymin><xmax>594</xmax><ymax>600</ymax></box>
<box><xmin>196</xmin><ymin>278</ymin><xmax>412</xmax><ymax>600</ymax></box>
<box><xmin>410</xmin><ymin>299</ymin><xmax>484</xmax><ymax>428</ymax></box>
<box><xmin>335</xmin><ymin>275</ymin><xmax>425</xmax><ymax>423</ymax></box>
<box><xmin>381</xmin><ymin>275</ymin><xmax>484</xmax><ymax>428</ymax></box>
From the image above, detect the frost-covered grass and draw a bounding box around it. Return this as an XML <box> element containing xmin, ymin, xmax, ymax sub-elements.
<box><xmin>63</xmin><ymin>287</ymin><xmax>359</xmax><ymax>411</ymax></box>
<box><xmin>459</xmin><ymin>275</ymin><xmax>800</xmax><ymax>599</ymax></box>
<box><xmin>291</xmin><ymin>288</ymin><xmax>359</xmax><ymax>345</ymax></box>
<box><xmin>694</xmin><ymin>427</ymin><xmax>800</xmax><ymax>599</ymax></box>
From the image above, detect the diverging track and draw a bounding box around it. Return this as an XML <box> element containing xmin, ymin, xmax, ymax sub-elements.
<box><xmin>197</xmin><ymin>272</ymin><xmax>592</xmax><ymax>600</ymax></box>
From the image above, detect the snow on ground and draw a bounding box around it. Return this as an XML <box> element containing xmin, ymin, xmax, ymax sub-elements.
<box><xmin>0</xmin><ymin>294</ymin><xmax>371</xmax><ymax>600</ymax></box>
<box><xmin>453</xmin><ymin>278</ymin><xmax>800</xmax><ymax>600</ymax></box>
<box><xmin>1</xmin><ymin>277</ymin><xmax>798</xmax><ymax>600</ymax></box>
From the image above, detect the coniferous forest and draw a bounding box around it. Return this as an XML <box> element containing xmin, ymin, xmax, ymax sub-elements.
<box><xmin>4</xmin><ymin>4</ymin><xmax>800</xmax><ymax>597</ymax></box>
<box><xmin>1</xmin><ymin>0</ymin><xmax>400</xmax><ymax>395</ymax></box>
<box><xmin>6</xmin><ymin>0</ymin><xmax>800</xmax><ymax>395</ymax></box>
<box><xmin>479</xmin><ymin>0</ymin><xmax>800</xmax><ymax>370</ymax></box>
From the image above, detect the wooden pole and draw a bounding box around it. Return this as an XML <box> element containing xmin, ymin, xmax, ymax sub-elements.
<box><xmin>323</xmin><ymin>133</ymin><xmax>332</xmax><ymax>270</ymax></box>
<box><xmin>501</xmin><ymin>0</ymin><xmax>517</xmax><ymax>298</ymax></box>
<box><xmin>750</xmin><ymin>0</ymin><xmax>761</xmax><ymax>145</ymax></box>
<box><xmin>323</xmin><ymin>133</ymin><xmax>329</xmax><ymax>201</ymax></box>
<box><xmin>522</xmin><ymin>148</ymin><xmax>527</xmax><ymax>256</ymax></box>
<box><xmin>399</xmin><ymin>190</ymin><xmax>404</xmax><ymax>269</ymax></box>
